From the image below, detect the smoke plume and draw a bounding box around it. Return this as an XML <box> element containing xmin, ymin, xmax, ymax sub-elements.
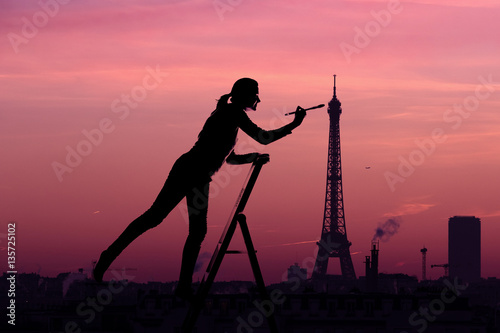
<box><xmin>373</xmin><ymin>217</ymin><xmax>401</xmax><ymax>242</ymax></box>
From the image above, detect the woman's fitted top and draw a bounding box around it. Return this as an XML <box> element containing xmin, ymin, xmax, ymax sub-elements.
<box><xmin>187</xmin><ymin>103</ymin><xmax>294</xmax><ymax>176</ymax></box>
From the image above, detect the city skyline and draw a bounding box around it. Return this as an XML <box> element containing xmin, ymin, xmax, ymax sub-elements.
<box><xmin>1</xmin><ymin>0</ymin><xmax>500</xmax><ymax>284</ymax></box>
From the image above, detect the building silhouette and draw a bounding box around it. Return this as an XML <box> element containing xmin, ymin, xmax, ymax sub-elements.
<box><xmin>4</xmin><ymin>272</ymin><xmax>499</xmax><ymax>333</ymax></box>
<box><xmin>287</xmin><ymin>263</ymin><xmax>307</xmax><ymax>282</ymax></box>
<box><xmin>448</xmin><ymin>215</ymin><xmax>481</xmax><ymax>282</ymax></box>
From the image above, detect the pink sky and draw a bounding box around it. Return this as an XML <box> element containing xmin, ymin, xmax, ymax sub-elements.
<box><xmin>1</xmin><ymin>0</ymin><xmax>499</xmax><ymax>284</ymax></box>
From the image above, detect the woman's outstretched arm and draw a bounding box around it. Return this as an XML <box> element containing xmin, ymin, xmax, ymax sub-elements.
<box><xmin>239</xmin><ymin>106</ymin><xmax>306</xmax><ymax>145</ymax></box>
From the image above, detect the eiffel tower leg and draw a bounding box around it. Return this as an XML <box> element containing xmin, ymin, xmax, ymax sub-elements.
<box><xmin>238</xmin><ymin>214</ymin><xmax>279</xmax><ymax>333</ymax></box>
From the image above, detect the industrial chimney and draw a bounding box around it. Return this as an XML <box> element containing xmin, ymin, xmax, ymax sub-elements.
<box><xmin>421</xmin><ymin>247</ymin><xmax>427</xmax><ymax>281</ymax></box>
<box><xmin>365</xmin><ymin>241</ymin><xmax>379</xmax><ymax>292</ymax></box>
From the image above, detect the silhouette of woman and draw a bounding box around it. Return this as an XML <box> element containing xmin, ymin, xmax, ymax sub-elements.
<box><xmin>93</xmin><ymin>78</ymin><xmax>306</xmax><ymax>299</ymax></box>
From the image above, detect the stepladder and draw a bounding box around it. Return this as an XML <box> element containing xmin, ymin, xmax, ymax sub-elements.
<box><xmin>182</xmin><ymin>157</ymin><xmax>279</xmax><ymax>333</ymax></box>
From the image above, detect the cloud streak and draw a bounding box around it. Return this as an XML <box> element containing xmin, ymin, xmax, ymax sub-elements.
<box><xmin>262</xmin><ymin>240</ymin><xmax>318</xmax><ymax>248</ymax></box>
<box><xmin>384</xmin><ymin>203</ymin><xmax>436</xmax><ymax>217</ymax></box>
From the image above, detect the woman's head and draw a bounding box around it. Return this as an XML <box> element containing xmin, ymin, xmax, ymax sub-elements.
<box><xmin>230</xmin><ymin>78</ymin><xmax>260</xmax><ymax>110</ymax></box>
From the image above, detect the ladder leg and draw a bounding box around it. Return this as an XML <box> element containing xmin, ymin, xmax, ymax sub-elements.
<box><xmin>238</xmin><ymin>214</ymin><xmax>279</xmax><ymax>333</ymax></box>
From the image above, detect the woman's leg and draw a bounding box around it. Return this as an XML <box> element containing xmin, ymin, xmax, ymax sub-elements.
<box><xmin>176</xmin><ymin>181</ymin><xmax>209</xmax><ymax>295</ymax></box>
<box><xmin>94</xmin><ymin>175</ymin><xmax>188</xmax><ymax>282</ymax></box>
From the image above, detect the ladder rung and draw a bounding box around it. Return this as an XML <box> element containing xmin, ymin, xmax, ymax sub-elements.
<box><xmin>226</xmin><ymin>250</ymin><xmax>257</xmax><ymax>254</ymax></box>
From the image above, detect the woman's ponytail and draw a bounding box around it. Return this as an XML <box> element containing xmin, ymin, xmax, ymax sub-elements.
<box><xmin>216</xmin><ymin>93</ymin><xmax>231</xmax><ymax>109</ymax></box>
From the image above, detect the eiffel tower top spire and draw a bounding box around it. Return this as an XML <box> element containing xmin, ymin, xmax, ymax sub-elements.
<box><xmin>333</xmin><ymin>74</ymin><xmax>337</xmax><ymax>97</ymax></box>
<box><xmin>328</xmin><ymin>74</ymin><xmax>342</xmax><ymax>119</ymax></box>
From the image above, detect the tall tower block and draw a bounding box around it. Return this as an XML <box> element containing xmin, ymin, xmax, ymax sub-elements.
<box><xmin>312</xmin><ymin>75</ymin><xmax>356</xmax><ymax>282</ymax></box>
<box><xmin>448</xmin><ymin>216</ymin><xmax>481</xmax><ymax>282</ymax></box>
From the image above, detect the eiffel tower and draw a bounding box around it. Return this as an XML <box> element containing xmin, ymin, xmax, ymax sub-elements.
<box><xmin>312</xmin><ymin>75</ymin><xmax>356</xmax><ymax>282</ymax></box>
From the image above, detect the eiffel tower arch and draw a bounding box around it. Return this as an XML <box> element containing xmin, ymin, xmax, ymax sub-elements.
<box><xmin>312</xmin><ymin>75</ymin><xmax>356</xmax><ymax>284</ymax></box>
